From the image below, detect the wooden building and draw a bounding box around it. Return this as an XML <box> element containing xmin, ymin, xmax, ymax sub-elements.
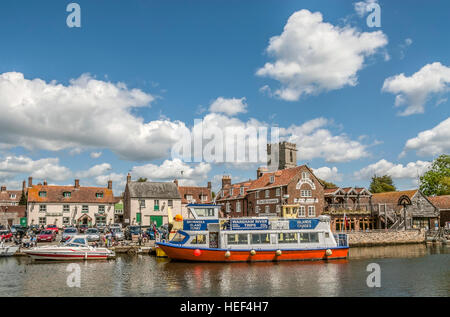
<box><xmin>427</xmin><ymin>195</ymin><xmax>450</xmax><ymax>227</ymax></box>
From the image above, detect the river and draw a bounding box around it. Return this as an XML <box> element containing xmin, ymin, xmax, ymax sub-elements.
<box><xmin>0</xmin><ymin>244</ymin><xmax>448</xmax><ymax>297</ymax></box>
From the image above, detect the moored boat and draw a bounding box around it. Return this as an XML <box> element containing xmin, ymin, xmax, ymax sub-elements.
<box><xmin>157</xmin><ymin>210</ymin><xmax>349</xmax><ymax>262</ymax></box>
<box><xmin>23</xmin><ymin>235</ymin><xmax>115</xmax><ymax>260</ymax></box>
<box><xmin>0</xmin><ymin>243</ymin><xmax>19</xmax><ymax>257</ymax></box>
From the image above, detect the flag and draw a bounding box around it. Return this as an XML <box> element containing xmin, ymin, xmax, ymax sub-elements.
<box><xmin>344</xmin><ymin>213</ymin><xmax>349</xmax><ymax>228</ymax></box>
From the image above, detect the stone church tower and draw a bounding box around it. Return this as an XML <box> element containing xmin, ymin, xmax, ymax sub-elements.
<box><xmin>267</xmin><ymin>141</ymin><xmax>297</xmax><ymax>171</ymax></box>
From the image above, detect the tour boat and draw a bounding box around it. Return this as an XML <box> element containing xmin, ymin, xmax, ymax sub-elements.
<box><xmin>0</xmin><ymin>244</ymin><xmax>19</xmax><ymax>257</ymax></box>
<box><xmin>23</xmin><ymin>235</ymin><xmax>115</xmax><ymax>260</ymax></box>
<box><xmin>156</xmin><ymin>211</ymin><xmax>349</xmax><ymax>262</ymax></box>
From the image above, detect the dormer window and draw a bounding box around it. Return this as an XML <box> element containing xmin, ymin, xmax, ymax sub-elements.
<box><xmin>63</xmin><ymin>192</ymin><xmax>71</xmax><ymax>198</ymax></box>
<box><xmin>39</xmin><ymin>191</ymin><xmax>47</xmax><ymax>197</ymax></box>
<box><xmin>186</xmin><ymin>194</ymin><xmax>193</xmax><ymax>201</ymax></box>
<box><xmin>96</xmin><ymin>193</ymin><xmax>103</xmax><ymax>198</ymax></box>
<box><xmin>240</xmin><ymin>187</ymin><xmax>244</xmax><ymax>195</ymax></box>
<box><xmin>269</xmin><ymin>176</ymin><xmax>275</xmax><ymax>183</ymax></box>
<box><xmin>9</xmin><ymin>194</ymin><xmax>16</xmax><ymax>199</ymax></box>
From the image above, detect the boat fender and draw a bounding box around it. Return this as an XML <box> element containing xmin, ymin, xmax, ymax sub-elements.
<box><xmin>325</xmin><ymin>249</ymin><xmax>332</xmax><ymax>256</ymax></box>
<box><xmin>224</xmin><ymin>251</ymin><xmax>231</xmax><ymax>258</ymax></box>
<box><xmin>85</xmin><ymin>252</ymin><xmax>88</xmax><ymax>260</ymax></box>
<box><xmin>276</xmin><ymin>250</ymin><xmax>282</xmax><ymax>256</ymax></box>
<box><xmin>194</xmin><ymin>249</ymin><xmax>202</xmax><ymax>256</ymax></box>
<box><xmin>250</xmin><ymin>250</ymin><xmax>256</xmax><ymax>256</ymax></box>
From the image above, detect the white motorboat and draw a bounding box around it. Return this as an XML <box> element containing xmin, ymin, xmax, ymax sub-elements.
<box><xmin>0</xmin><ymin>243</ymin><xmax>19</xmax><ymax>257</ymax></box>
<box><xmin>23</xmin><ymin>235</ymin><xmax>115</xmax><ymax>261</ymax></box>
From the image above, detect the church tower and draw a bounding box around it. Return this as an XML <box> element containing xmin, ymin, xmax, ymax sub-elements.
<box><xmin>267</xmin><ymin>141</ymin><xmax>297</xmax><ymax>171</ymax></box>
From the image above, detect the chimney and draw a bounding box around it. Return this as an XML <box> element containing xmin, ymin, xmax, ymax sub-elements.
<box><xmin>207</xmin><ymin>181</ymin><xmax>211</xmax><ymax>190</ymax></box>
<box><xmin>75</xmin><ymin>179</ymin><xmax>80</xmax><ymax>189</ymax></box>
<box><xmin>174</xmin><ymin>179</ymin><xmax>179</xmax><ymax>187</ymax></box>
<box><xmin>28</xmin><ymin>177</ymin><xmax>33</xmax><ymax>188</ymax></box>
<box><xmin>0</xmin><ymin>186</ymin><xmax>6</xmax><ymax>192</ymax></box>
<box><xmin>22</xmin><ymin>180</ymin><xmax>26</xmax><ymax>190</ymax></box>
<box><xmin>126</xmin><ymin>173</ymin><xmax>131</xmax><ymax>184</ymax></box>
<box><xmin>257</xmin><ymin>167</ymin><xmax>268</xmax><ymax>179</ymax></box>
<box><xmin>222</xmin><ymin>175</ymin><xmax>231</xmax><ymax>189</ymax></box>
<box><xmin>108</xmin><ymin>180</ymin><xmax>112</xmax><ymax>190</ymax></box>
<box><xmin>43</xmin><ymin>180</ymin><xmax>47</xmax><ymax>186</ymax></box>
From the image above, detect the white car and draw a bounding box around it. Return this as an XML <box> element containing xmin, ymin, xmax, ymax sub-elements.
<box><xmin>110</xmin><ymin>228</ymin><xmax>124</xmax><ymax>241</ymax></box>
<box><xmin>86</xmin><ymin>228</ymin><xmax>100</xmax><ymax>242</ymax></box>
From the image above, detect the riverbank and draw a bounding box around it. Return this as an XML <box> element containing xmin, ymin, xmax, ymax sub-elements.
<box><xmin>348</xmin><ymin>229</ymin><xmax>426</xmax><ymax>247</ymax></box>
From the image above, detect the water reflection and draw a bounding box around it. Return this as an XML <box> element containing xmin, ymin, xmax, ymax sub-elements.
<box><xmin>0</xmin><ymin>244</ymin><xmax>448</xmax><ymax>297</ymax></box>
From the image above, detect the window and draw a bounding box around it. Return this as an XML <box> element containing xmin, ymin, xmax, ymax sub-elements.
<box><xmin>227</xmin><ymin>234</ymin><xmax>248</xmax><ymax>245</ymax></box>
<box><xmin>299</xmin><ymin>206</ymin><xmax>305</xmax><ymax>217</ymax></box>
<box><xmin>39</xmin><ymin>191</ymin><xmax>47</xmax><ymax>197</ymax></box>
<box><xmin>236</xmin><ymin>201</ymin><xmax>241</xmax><ymax>213</ymax></box>
<box><xmin>251</xmin><ymin>233</ymin><xmax>270</xmax><ymax>244</ymax></box>
<box><xmin>256</xmin><ymin>191</ymin><xmax>259</xmax><ymax>198</ymax></box>
<box><xmin>82</xmin><ymin>205</ymin><xmax>88</xmax><ymax>213</ymax></box>
<box><xmin>201</xmin><ymin>195</ymin><xmax>207</xmax><ymax>201</ymax></box>
<box><xmin>265</xmin><ymin>205</ymin><xmax>270</xmax><ymax>213</ymax></box>
<box><xmin>301</xmin><ymin>190</ymin><xmax>312</xmax><ymax>197</ymax></box>
<box><xmin>278</xmin><ymin>232</ymin><xmax>298</xmax><ymax>243</ymax></box>
<box><xmin>9</xmin><ymin>194</ymin><xmax>16</xmax><ymax>199</ymax></box>
<box><xmin>63</xmin><ymin>217</ymin><xmax>70</xmax><ymax>225</ymax></box>
<box><xmin>168</xmin><ymin>199</ymin><xmax>173</xmax><ymax>207</ymax></box>
<box><xmin>302</xmin><ymin>172</ymin><xmax>309</xmax><ymax>179</ymax></box>
<box><xmin>226</xmin><ymin>202</ymin><xmax>231</xmax><ymax>213</ymax></box>
<box><xmin>269</xmin><ymin>176</ymin><xmax>274</xmax><ymax>183</ymax></box>
<box><xmin>265</xmin><ymin>190</ymin><xmax>269</xmax><ymax>198</ymax></box>
<box><xmin>276</xmin><ymin>188</ymin><xmax>281</xmax><ymax>196</ymax></box>
<box><xmin>276</xmin><ymin>205</ymin><xmax>281</xmax><ymax>213</ymax></box>
<box><xmin>191</xmin><ymin>234</ymin><xmax>207</xmax><ymax>244</ymax></box>
<box><xmin>154</xmin><ymin>200</ymin><xmax>159</xmax><ymax>211</ymax></box>
<box><xmin>195</xmin><ymin>208</ymin><xmax>215</xmax><ymax>217</ymax></box>
<box><xmin>63</xmin><ymin>192</ymin><xmax>71</xmax><ymax>198</ymax></box>
<box><xmin>256</xmin><ymin>206</ymin><xmax>260</xmax><ymax>214</ymax></box>
<box><xmin>308</xmin><ymin>206</ymin><xmax>315</xmax><ymax>217</ymax></box>
<box><xmin>139</xmin><ymin>200</ymin><xmax>145</xmax><ymax>208</ymax></box>
<box><xmin>63</xmin><ymin>205</ymin><xmax>70</xmax><ymax>213</ymax></box>
<box><xmin>39</xmin><ymin>217</ymin><xmax>46</xmax><ymax>225</ymax></box>
<box><xmin>98</xmin><ymin>205</ymin><xmax>105</xmax><ymax>214</ymax></box>
<box><xmin>185</xmin><ymin>195</ymin><xmax>193</xmax><ymax>201</ymax></box>
<box><xmin>95</xmin><ymin>216</ymin><xmax>106</xmax><ymax>225</ymax></box>
<box><xmin>290</xmin><ymin>151</ymin><xmax>293</xmax><ymax>162</ymax></box>
<box><xmin>39</xmin><ymin>205</ymin><xmax>46</xmax><ymax>213</ymax></box>
<box><xmin>96</xmin><ymin>192</ymin><xmax>103</xmax><ymax>198</ymax></box>
<box><xmin>240</xmin><ymin>187</ymin><xmax>244</xmax><ymax>195</ymax></box>
<box><xmin>171</xmin><ymin>231</ymin><xmax>188</xmax><ymax>243</ymax></box>
<box><xmin>299</xmin><ymin>232</ymin><xmax>319</xmax><ymax>243</ymax></box>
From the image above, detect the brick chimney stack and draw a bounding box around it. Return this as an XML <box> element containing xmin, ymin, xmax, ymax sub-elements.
<box><xmin>22</xmin><ymin>180</ymin><xmax>26</xmax><ymax>190</ymax></box>
<box><xmin>108</xmin><ymin>180</ymin><xmax>112</xmax><ymax>190</ymax></box>
<box><xmin>75</xmin><ymin>179</ymin><xmax>80</xmax><ymax>188</ymax></box>
<box><xmin>0</xmin><ymin>186</ymin><xmax>6</xmax><ymax>192</ymax></box>
<box><xmin>28</xmin><ymin>177</ymin><xmax>33</xmax><ymax>188</ymax></box>
<box><xmin>207</xmin><ymin>181</ymin><xmax>212</xmax><ymax>190</ymax></box>
<box><xmin>126</xmin><ymin>173</ymin><xmax>131</xmax><ymax>184</ymax></box>
<box><xmin>174</xmin><ymin>179</ymin><xmax>179</xmax><ymax>187</ymax></box>
<box><xmin>222</xmin><ymin>175</ymin><xmax>231</xmax><ymax>189</ymax></box>
<box><xmin>43</xmin><ymin>180</ymin><xmax>47</xmax><ymax>186</ymax></box>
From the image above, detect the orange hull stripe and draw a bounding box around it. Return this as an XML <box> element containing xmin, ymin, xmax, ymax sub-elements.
<box><xmin>158</xmin><ymin>245</ymin><xmax>349</xmax><ymax>262</ymax></box>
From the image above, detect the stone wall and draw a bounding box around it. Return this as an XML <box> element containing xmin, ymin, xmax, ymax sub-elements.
<box><xmin>348</xmin><ymin>229</ymin><xmax>426</xmax><ymax>247</ymax></box>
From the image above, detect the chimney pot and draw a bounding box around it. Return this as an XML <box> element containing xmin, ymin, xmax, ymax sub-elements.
<box><xmin>108</xmin><ymin>180</ymin><xmax>112</xmax><ymax>190</ymax></box>
<box><xmin>1</xmin><ymin>186</ymin><xmax>6</xmax><ymax>192</ymax></box>
<box><xmin>126</xmin><ymin>173</ymin><xmax>131</xmax><ymax>184</ymax></box>
<box><xmin>28</xmin><ymin>177</ymin><xmax>33</xmax><ymax>188</ymax></box>
<box><xmin>207</xmin><ymin>181</ymin><xmax>211</xmax><ymax>189</ymax></box>
<box><xmin>75</xmin><ymin>179</ymin><xmax>80</xmax><ymax>188</ymax></box>
<box><xmin>43</xmin><ymin>180</ymin><xmax>47</xmax><ymax>186</ymax></box>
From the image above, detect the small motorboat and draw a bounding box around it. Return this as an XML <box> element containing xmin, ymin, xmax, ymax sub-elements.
<box><xmin>23</xmin><ymin>235</ymin><xmax>115</xmax><ymax>261</ymax></box>
<box><xmin>0</xmin><ymin>242</ymin><xmax>19</xmax><ymax>257</ymax></box>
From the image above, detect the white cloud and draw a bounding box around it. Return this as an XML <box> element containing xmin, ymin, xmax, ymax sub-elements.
<box><xmin>354</xmin><ymin>159</ymin><xmax>431</xmax><ymax>180</ymax></box>
<box><xmin>95</xmin><ymin>172</ymin><xmax>126</xmax><ymax>194</ymax></box>
<box><xmin>354</xmin><ymin>0</ymin><xmax>379</xmax><ymax>17</ymax></box>
<box><xmin>382</xmin><ymin>62</ymin><xmax>450</xmax><ymax>115</ymax></box>
<box><xmin>281</xmin><ymin>118</ymin><xmax>369</xmax><ymax>162</ymax></box>
<box><xmin>209</xmin><ymin>97</ymin><xmax>247</xmax><ymax>116</ymax></box>
<box><xmin>76</xmin><ymin>163</ymin><xmax>112</xmax><ymax>178</ymax></box>
<box><xmin>0</xmin><ymin>155</ymin><xmax>71</xmax><ymax>181</ymax></box>
<box><xmin>0</xmin><ymin>72</ymin><xmax>190</xmax><ymax>161</ymax></box>
<box><xmin>403</xmin><ymin>117</ymin><xmax>450</xmax><ymax>157</ymax></box>
<box><xmin>312</xmin><ymin>166</ymin><xmax>342</xmax><ymax>182</ymax></box>
<box><xmin>131</xmin><ymin>159</ymin><xmax>211</xmax><ymax>186</ymax></box>
<box><xmin>90</xmin><ymin>151</ymin><xmax>102</xmax><ymax>159</ymax></box>
<box><xmin>256</xmin><ymin>9</ymin><xmax>388</xmax><ymax>101</ymax></box>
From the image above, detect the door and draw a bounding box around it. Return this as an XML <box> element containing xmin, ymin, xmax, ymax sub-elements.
<box><xmin>209</xmin><ymin>232</ymin><xmax>219</xmax><ymax>248</ymax></box>
<box><xmin>150</xmin><ymin>216</ymin><xmax>162</xmax><ymax>227</ymax></box>
<box><xmin>136</xmin><ymin>212</ymin><xmax>142</xmax><ymax>224</ymax></box>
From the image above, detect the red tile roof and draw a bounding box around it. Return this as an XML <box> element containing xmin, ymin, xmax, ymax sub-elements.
<box><xmin>371</xmin><ymin>190</ymin><xmax>418</xmax><ymax>205</ymax></box>
<box><xmin>0</xmin><ymin>205</ymin><xmax>26</xmax><ymax>217</ymax></box>
<box><xmin>0</xmin><ymin>189</ymin><xmax>22</xmax><ymax>204</ymax></box>
<box><xmin>428</xmin><ymin>195</ymin><xmax>450</xmax><ymax>210</ymax></box>
<box><xmin>178</xmin><ymin>186</ymin><xmax>212</xmax><ymax>204</ymax></box>
<box><xmin>248</xmin><ymin>165</ymin><xmax>313</xmax><ymax>191</ymax></box>
<box><xmin>27</xmin><ymin>184</ymin><xmax>115</xmax><ymax>204</ymax></box>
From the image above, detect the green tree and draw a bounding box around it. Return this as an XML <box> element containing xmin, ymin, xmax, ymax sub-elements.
<box><xmin>318</xmin><ymin>178</ymin><xmax>338</xmax><ymax>189</ymax></box>
<box><xmin>137</xmin><ymin>177</ymin><xmax>148</xmax><ymax>182</ymax></box>
<box><xmin>419</xmin><ymin>154</ymin><xmax>450</xmax><ymax>196</ymax></box>
<box><xmin>19</xmin><ymin>189</ymin><xmax>27</xmax><ymax>206</ymax></box>
<box><xmin>369</xmin><ymin>175</ymin><xmax>396</xmax><ymax>193</ymax></box>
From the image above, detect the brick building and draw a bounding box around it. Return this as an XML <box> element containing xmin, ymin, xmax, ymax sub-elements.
<box><xmin>0</xmin><ymin>183</ymin><xmax>26</xmax><ymax>206</ymax></box>
<box><xmin>0</xmin><ymin>205</ymin><xmax>26</xmax><ymax>227</ymax></box>
<box><xmin>175</xmin><ymin>179</ymin><xmax>212</xmax><ymax>218</ymax></box>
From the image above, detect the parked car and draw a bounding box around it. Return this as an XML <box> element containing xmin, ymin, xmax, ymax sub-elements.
<box><xmin>10</xmin><ymin>225</ymin><xmax>26</xmax><ymax>235</ymax></box>
<box><xmin>78</xmin><ymin>224</ymin><xmax>89</xmax><ymax>233</ymax></box>
<box><xmin>110</xmin><ymin>227</ymin><xmax>124</xmax><ymax>241</ymax></box>
<box><xmin>0</xmin><ymin>230</ymin><xmax>13</xmax><ymax>242</ymax></box>
<box><xmin>86</xmin><ymin>228</ymin><xmax>100</xmax><ymax>242</ymax></box>
<box><xmin>145</xmin><ymin>228</ymin><xmax>157</xmax><ymax>240</ymax></box>
<box><xmin>61</xmin><ymin>227</ymin><xmax>78</xmax><ymax>242</ymax></box>
<box><xmin>96</xmin><ymin>223</ymin><xmax>107</xmax><ymax>233</ymax></box>
<box><xmin>125</xmin><ymin>226</ymin><xmax>142</xmax><ymax>240</ymax></box>
<box><xmin>37</xmin><ymin>230</ymin><xmax>56</xmax><ymax>242</ymax></box>
<box><xmin>45</xmin><ymin>224</ymin><xmax>59</xmax><ymax>234</ymax></box>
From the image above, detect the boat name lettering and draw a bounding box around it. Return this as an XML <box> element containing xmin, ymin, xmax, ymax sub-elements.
<box><xmin>289</xmin><ymin>219</ymin><xmax>319</xmax><ymax>230</ymax></box>
<box><xmin>230</xmin><ymin>219</ymin><xmax>269</xmax><ymax>230</ymax></box>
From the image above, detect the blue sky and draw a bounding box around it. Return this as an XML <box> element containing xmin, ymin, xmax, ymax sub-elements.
<box><xmin>0</xmin><ymin>0</ymin><xmax>449</xmax><ymax>194</ymax></box>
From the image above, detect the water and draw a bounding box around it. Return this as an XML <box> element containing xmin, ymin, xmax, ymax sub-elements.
<box><xmin>0</xmin><ymin>244</ymin><xmax>448</xmax><ymax>297</ymax></box>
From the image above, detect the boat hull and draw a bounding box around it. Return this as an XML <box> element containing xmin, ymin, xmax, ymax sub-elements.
<box><xmin>0</xmin><ymin>246</ymin><xmax>19</xmax><ymax>257</ymax></box>
<box><xmin>156</xmin><ymin>242</ymin><xmax>349</xmax><ymax>262</ymax></box>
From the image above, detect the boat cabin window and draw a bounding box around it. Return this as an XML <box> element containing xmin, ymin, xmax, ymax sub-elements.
<box><xmin>190</xmin><ymin>234</ymin><xmax>207</xmax><ymax>244</ymax></box>
<box><xmin>277</xmin><ymin>232</ymin><xmax>298</xmax><ymax>243</ymax></box>
<box><xmin>299</xmin><ymin>232</ymin><xmax>319</xmax><ymax>243</ymax></box>
<box><xmin>195</xmin><ymin>208</ymin><xmax>215</xmax><ymax>217</ymax></box>
<box><xmin>227</xmin><ymin>233</ymin><xmax>249</xmax><ymax>245</ymax></box>
<box><xmin>170</xmin><ymin>231</ymin><xmax>188</xmax><ymax>243</ymax></box>
<box><xmin>251</xmin><ymin>233</ymin><xmax>270</xmax><ymax>244</ymax></box>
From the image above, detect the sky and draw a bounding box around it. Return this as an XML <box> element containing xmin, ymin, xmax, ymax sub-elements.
<box><xmin>0</xmin><ymin>0</ymin><xmax>449</xmax><ymax>195</ymax></box>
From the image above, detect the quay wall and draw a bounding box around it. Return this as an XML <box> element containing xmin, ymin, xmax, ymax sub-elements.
<box><xmin>348</xmin><ymin>229</ymin><xmax>426</xmax><ymax>247</ymax></box>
